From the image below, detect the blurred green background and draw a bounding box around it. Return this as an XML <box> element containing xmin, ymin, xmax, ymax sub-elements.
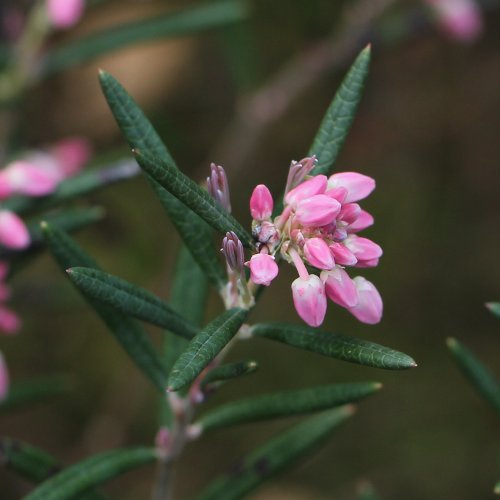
<box><xmin>1</xmin><ymin>0</ymin><xmax>499</xmax><ymax>498</ymax></box>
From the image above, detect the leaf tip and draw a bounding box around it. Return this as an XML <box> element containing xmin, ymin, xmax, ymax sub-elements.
<box><xmin>343</xmin><ymin>404</ymin><xmax>357</xmax><ymax>416</ymax></box>
<box><xmin>363</xmin><ymin>43</ymin><xmax>372</xmax><ymax>53</ymax></box>
<box><xmin>372</xmin><ymin>382</ymin><xmax>383</xmax><ymax>391</ymax></box>
<box><xmin>446</xmin><ymin>337</ymin><xmax>458</xmax><ymax>350</ymax></box>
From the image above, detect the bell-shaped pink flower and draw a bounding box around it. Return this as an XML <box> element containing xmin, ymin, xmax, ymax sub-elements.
<box><xmin>51</xmin><ymin>138</ymin><xmax>91</xmax><ymax>177</ymax></box>
<box><xmin>246</xmin><ymin>253</ymin><xmax>278</xmax><ymax>286</ymax></box>
<box><xmin>0</xmin><ymin>211</ymin><xmax>30</xmax><ymax>250</ymax></box>
<box><xmin>295</xmin><ymin>195</ymin><xmax>340</xmax><ymax>227</ymax></box>
<box><xmin>250</xmin><ymin>184</ymin><xmax>273</xmax><ymax>220</ymax></box>
<box><xmin>303</xmin><ymin>237</ymin><xmax>335</xmax><ymax>270</ymax></box>
<box><xmin>285</xmin><ymin>175</ymin><xmax>327</xmax><ymax>206</ymax></box>
<box><xmin>343</xmin><ymin>235</ymin><xmax>382</xmax><ymax>261</ymax></box>
<box><xmin>291</xmin><ymin>274</ymin><xmax>327</xmax><ymax>327</ymax></box>
<box><xmin>347</xmin><ymin>277</ymin><xmax>383</xmax><ymax>324</ymax></box>
<box><xmin>321</xmin><ymin>268</ymin><xmax>358</xmax><ymax>308</ymax></box>
<box><xmin>338</xmin><ymin>203</ymin><xmax>361</xmax><ymax>225</ymax></box>
<box><xmin>327</xmin><ymin>172</ymin><xmax>375</xmax><ymax>203</ymax></box>
<box><xmin>0</xmin><ymin>306</ymin><xmax>21</xmax><ymax>334</ymax></box>
<box><xmin>329</xmin><ymin>242</ymin><xmax>357</xmax><ymax>266</ymax></box>
<box><xmin>47</xmin><ymin>0</ymin><xmax>85</xmax><ymax>29</ymax></box>
<box><xmin>348</xmin><ymin>209</ymin><xmax>374</xmax><ymax>233</ymax></box>
<box><xmin>0</xmin><ymin>352</ymin><xmax>9</xmax><ymax>401</ymax></box>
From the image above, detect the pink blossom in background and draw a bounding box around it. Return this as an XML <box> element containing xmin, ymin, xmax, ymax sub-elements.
<box><xmin>46</xmin><ymin>0</ymin><xmax>85</xmax><ymax>29</ymax></box>
<box><xmin>0</xmin><ymin>211</ymin><xmax>30</xmax><ymax>250</ymax></box>
<box><xmin>425</xmin><ymin>0</ymin><xmax>483</xmax><ymax>42</ymax></box>
<box><xmin>249</xmin><ymin>156</ymin><xmax>383</xmax><ymax>327</ymax></box>
<box><xmin>0</xmin><ymin>351</ymin><xmax>9</xmax><ymax>401</ymax></box>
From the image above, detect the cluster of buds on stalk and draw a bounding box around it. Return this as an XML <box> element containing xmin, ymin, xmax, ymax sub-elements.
<box><xmin>248</xmin><ymin>156</ymin><xmax>383</xmax><ymax>327</ymax></box>
<box><xmin>210</xmin><ymin>157</ymin><xmax>383</xmax><ymax>327</ymax></box>
<box><xmin>0</xmin><ymin>138</ymin><xmax>91</xmax><ymax>334</ymax></box>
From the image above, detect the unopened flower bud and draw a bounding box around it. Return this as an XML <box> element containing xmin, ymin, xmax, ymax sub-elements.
<box><xmin>46</xmin><ymin>0</ymin><xmax>85</xmax><ymax>29</ymax></box>
<box><xmin>327</xmin><ymin>172</ymin><xmax>375</xmax><ymax>203</ymax></box>
<box><xmin>343</xmin><ymin>235</ymin><xmax>382</xmax><ymax>261</ymax></box>
<box><xmin>338</xmin><ymin>203</ymin><xmax>361</xmax><ymax>225</ymax></box>
<box><xmin>348</xmin><ymin>210</ymin><xmax>374</xmax><ymax>233</ymax></box>
<box><xmin>291</xmin><ymin>274</ymin><xmax>327</xmax><ymax>327</ymax></box>
<box><xmin>221</xmin><ymin>232</ymin><xmax>244</xmax><ymax>273</ymax></box>
<box><xmin>246</xmin><ymin>253</ymin><xmax>278</xmax><ymax>286</ymax></box>
<box><xmin>321</xmin><ymin>268</ymin><xmax>358</xmax><ymax>308</ymax></box>
<box><xmin>0</xmin><ymin>306</ymin><xmax>21</xmax><ymax>334</ymax></box>
<box><xmin>329</xmin><ymin>242</ymin><xmax>357</xmax><ymax>266</ymax></box>
<box><xmin>303</xmin><ymin>237</ymin><xmax>335</xmax><ymax>270</ymax></box>
<box><xmin>347</xmin><ymin>277</ymin><xmax>383</xmax><ymax>324</ymax></box>
<box><xmin>207</xmin><ymin>163</ymin><xmax>231</xmax><ymax>212</ymax></box>
<box><xmin>295</xmin><ymin>195</ymin><xmax>340</xmax><ymax>227</ymax></box>
<box><xmin>50</xmin><ymin>138</ymin><xmax>92</xmax><ymax>177</ymax></box>
<box><xmin>284</xmin><ymin>156</ymin><xmax>317</xmax><ymax>196</ymax></box>
<box><xmin>285</xmin><ymin>175</ymin><xmax>327</xmax><ymax>207</ymax></box>
<box><xmin>250</xmin><ymin>184</ymin><xmax>273</xmax><ymax>220</ymax></box>
<box><xmin>0</xmin><ymin>211</ymin><xmax>30</xmax><ymax>250</ymax></box>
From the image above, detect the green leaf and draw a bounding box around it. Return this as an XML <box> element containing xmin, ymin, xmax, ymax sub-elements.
<box><xmin>134</xmin><ymin>149</ymin><xmax>252</xmax><ymax>247</ymax></box>
<box><xmin>0</xmin><ymin>375</ymin><xmax>69</xmax><ymax>413</ymax></box>
<box><xmin>195</xmin><ymin>406</ymin><xmax>355</xmax><ymax>500</ymax></box>
<box><xmin>252</xmin><ymin>323</ymin><xmax>417</xmax><ymax>370</ymax></box>
<box><xmin>486</xmin><ymin>302</ymin><xmax>500</xmax><ymax>319</ymax></box>
<box><xmin>23</xmin><ymin>447</ymin><xmax>156</xmax><ymax>500</ymax></box>
<box><xmin>3</xmin><ymin>161</ymin><xmax>139</xmax><ymax>216</ymax></box>
<box><xmin>0</xmin><ymin>438</ymin><xmax>60</xmax><ymax>483</ymax></box>
<box><xmin>309</xmin><ymin>45</ymin><xmax>371</xmax><ymax>176</ymax></box>
<box><xmin>200</xmin><ymin>360</ymin><xmax>258</xmax><ymax>390</ymax></box>
<box><xmin>66</xmin><ymin>267</ymin><xmax>199</xmax><ymax>340</ymax></box>
<box><xmin>167</xmin><ymin>308</ymin><xmax>248</xmax><ymax>392</ymax></box>
<box><xmin>446</xmin><ymin>337</ymin><xmax>500</xmax><ymax>413</ymax></box>
<box><xmin>196</xmin><ymin>381</ymin><xmax>380</xmax><ymax>432</ymax></box>
<box><xmin>41</xmin><ymin>0</ymin><xmax>249</xmax><ymax>76</ymax></box>
<box><xmin>98</xmin><ymin>70</ymin><xmax>226</xmax><ymax>289</ymax></box>
<box><xmin>42</xmin><ymin>223</ymin><xmax>167</xmax><ymax>392</ymax></box>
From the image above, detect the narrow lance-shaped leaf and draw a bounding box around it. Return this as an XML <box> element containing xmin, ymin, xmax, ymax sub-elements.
<box><xmin>66</xmin><ymin>267</ymin><xmax>199</xmax><ymax>340</ymax></box>
<box><xmin>134</xmin><ymin>149</ymin><xmax>252</xmax><ymax>247</ymax></box>
<box><xmin>195</xmin><ymin>406</ymin><xmax>355</xmax><ymax>500</ymax></box>
<box><xmin>167</xmin><ymin>308</ymin><xmax>248</xmax><ymax>392</ymax></box>
<box><xmin>0</xmin><ymin>375</ymin><xmax>69</xmax><ymax>413</ymax></box>
<box><xmin>252</xmin><ymin>323</ymin><xmax>417</xmax><ymax>370</ymax></box>
<box><xmin>3</xmin><ymin>160</ymin><xmax>140</xmax><ymax>216</ymax></box>
<box><xmin>200</xmin><ymin>360</ymin><xmax>258</xmax><ymax>390</ymax></box>
<box><xmin>309</xmin><ymin>45</ymin><xmax>371</xmax><ymax>176</ymax></box>
<box><xmin>98</xmin><ymin>71</ymin><xmax>225</xmax><ymax>289</ymax></box>
<box><xmin>0</xmin><ymin>439</ymin><xmax>106</xmax><ymax>499</ymax></box>
<box><xmin>446</xmin><ymin>337</ymin><xmax>500</xmax><ymax>413</ymax></box>
<box><xmin>23</xmin><ymin>447</ymin><xmax>156</xmax><ymax>500</ymax></box>
<box><xmin>42</xmin><ymin>223</ymin><xmax>167</xmax><ymax>392</ymax></box>
<box><xmin>195</xmin><ymin>381</ymin><xmax>381</xmax><ymax>433</ymax></box>
<box><xmin>486</xmin><ymin>302</ymin><xmax>500</xmax><ymax>319</ymax></box>
<box><xmin>41</xmin><ymin>0</ymin><xmax>249</xmax><ymax>76</ymax></box>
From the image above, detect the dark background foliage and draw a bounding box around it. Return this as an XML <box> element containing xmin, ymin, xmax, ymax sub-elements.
<box><xmin>2</xmin><ymin>1</ymin><xmax>499</xmax><ymax>498</ymax></box>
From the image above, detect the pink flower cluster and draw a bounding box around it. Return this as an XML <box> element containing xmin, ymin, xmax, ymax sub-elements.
<box><xmin>46</xmin><ymin>0</ymin><xmax>85</xmax><ymax>29</ymax></box>
<box><xmin>0</xmin><ymin>138</ymin><xmax>91</xmax><ymax>334</ymax></box>
<box><xmin>247</xmin><ymin>156</ymin><xmax>383</xmax><ymax>327</ymax></box>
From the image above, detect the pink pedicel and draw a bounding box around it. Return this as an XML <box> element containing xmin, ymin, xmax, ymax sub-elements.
<box><xmin>327</xmin><ymin>172</ymin><xmax>375</xmax><ymax>203</ymax></box>
<box><xmin>291</xmin><ymin>274</ymin><xmax>327</xmax><ymax>327</ymax></box>
<box><xmin>248</xmin><ymin>156</ymin><xmax>383</xmax><ymax>327</ymax></box>
<box><xmin>46</xmin><ymin>0</ymin><xmax>85</xmax><ymax>29</ymax></box>
<box><xmin>0</xmin><ymin>211</ymin><xmax>30</xmax><ymax>250</ymax></box>
<box><xmin>303</xmin><ymin>238</ymin><xmax>335</xmax><ymax>270</ymax></box>
<box><xmin>0</xmin><ymin>352</ymin><xmax>9</xmax><ymax>401</ymax></box>
<box><xmin>246</xmin><ymin>253</ymin><xmax>278</xmax><ymax>286</ymax></box>
<box><xmin>347</xmin><ymin>277</ymin><xmax>383</xmax><ymax>324</ymax></box>
<box><xmin>426</xmin><ymin>0</ymin><xmax>483</xmax><ymax>42</ymax></box>
<box><xmin>295</xmin><ymin>195</ymin><xmax>341</xmax><ymax>227</ymax></box>
<box><xmin>285</xmin><ymin>175</ymin><xmax>327</xmax><ymax>206</ymax></box>
<box><xmin>0</xmin><ymin>306</ymin><xmax>21</xmax><ymax>334</ymax></box>
<box><xmin>321</xmin><ymin>268</ymin><xmax>358</xmax><ymax>309</ymax></box>
<box><xmin>250</xmin><ymin>184</ymin><xmax>273</xmax><ymax>221</ymax></box>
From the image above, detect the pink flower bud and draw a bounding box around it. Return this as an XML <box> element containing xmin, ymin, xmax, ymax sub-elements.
<box><xmin>338</xmin><ymin>203</ymin><xmax>361</xmax><ymax>225</ymax></box>
<box><xmin>344</xmin><ymin>235</ymin><xmax>382</xmax><ymax>261</ymax></box>
<box><xmin>0</xmin><ymin>352</ymin><xmax>9</xmax><ymax>401</ymax></box>
<box><xmin>330</xmin><ymin>242</ymin><xmax>357</xmax><ymax>266</ymax></box>
<box><xmin>291</xmin><ymin>274</ymin><xmax>327</xmax><ymax>327</ymax></box>
<box><xmin>285</xmin><ymin>175</ymin><xmax>327</xmax><ymax>206</ymax></box>
<box><xmin>321</xmin><ymin>268</ymin><xmax>358</xmax><ymax>308</ymax></box>
<box><xmin>355</xmin><ymin>258</ymin><xmax>380</xmax><ymax>268</ymax></box>
<box><xmin>3</xmin><ymin>161</ymin><xmax>59</xmax><ymax>197</ymax></box>
<box><xmin>347</xmin><ymin>277</ymin><xmax>383</xmax><ymax>324</ymax></box>
<box><xmin>250</xmin><ymin>184</ymin><xmax>273</xmax><ymax>220</ymax></box>
<box><xmin>295</xmin><ymin>195</ymin><xmax>341</xmax><ymax>227</ymax></box>
<box><xmin>51</xmin><ymin>138</ymin><xmax>92</xmax><ymax>177</ymax></box>
<box><xmin>325</xmin><ymin>186</ymin><xmax>348</xmax><ymax>204</ymax></box>
<box><xmin>0</xmin><ymin>211</ymin><xmax>30</xmax><ymax>250</ymax></box>
<box><xmin>303</xmin><ymin>237</ymin><xmax>335</xmax><ymax>270</ymax></box>
<box><xmin>47</xmin><ymin>0</ymin><xmax>85</xmax><ymax>29</ymax></box>
<box><xmin>246</xmin><ymin>253</ymin><xmax>278</xmax><ymax>286</ymax></box>
<box><xmin>0</xmin><ymin>306</ymin><xmax>21</xmax><ymax>334</ymax></box>
<box><xmin>348</xmin><ymin>209</ymin><xmax>374</xmax><ymax>233</ymax></box>
<box><xmin>327</xmin><ymin>172</ymin><xmax>375</xmax><ymax>203</ymax></box>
